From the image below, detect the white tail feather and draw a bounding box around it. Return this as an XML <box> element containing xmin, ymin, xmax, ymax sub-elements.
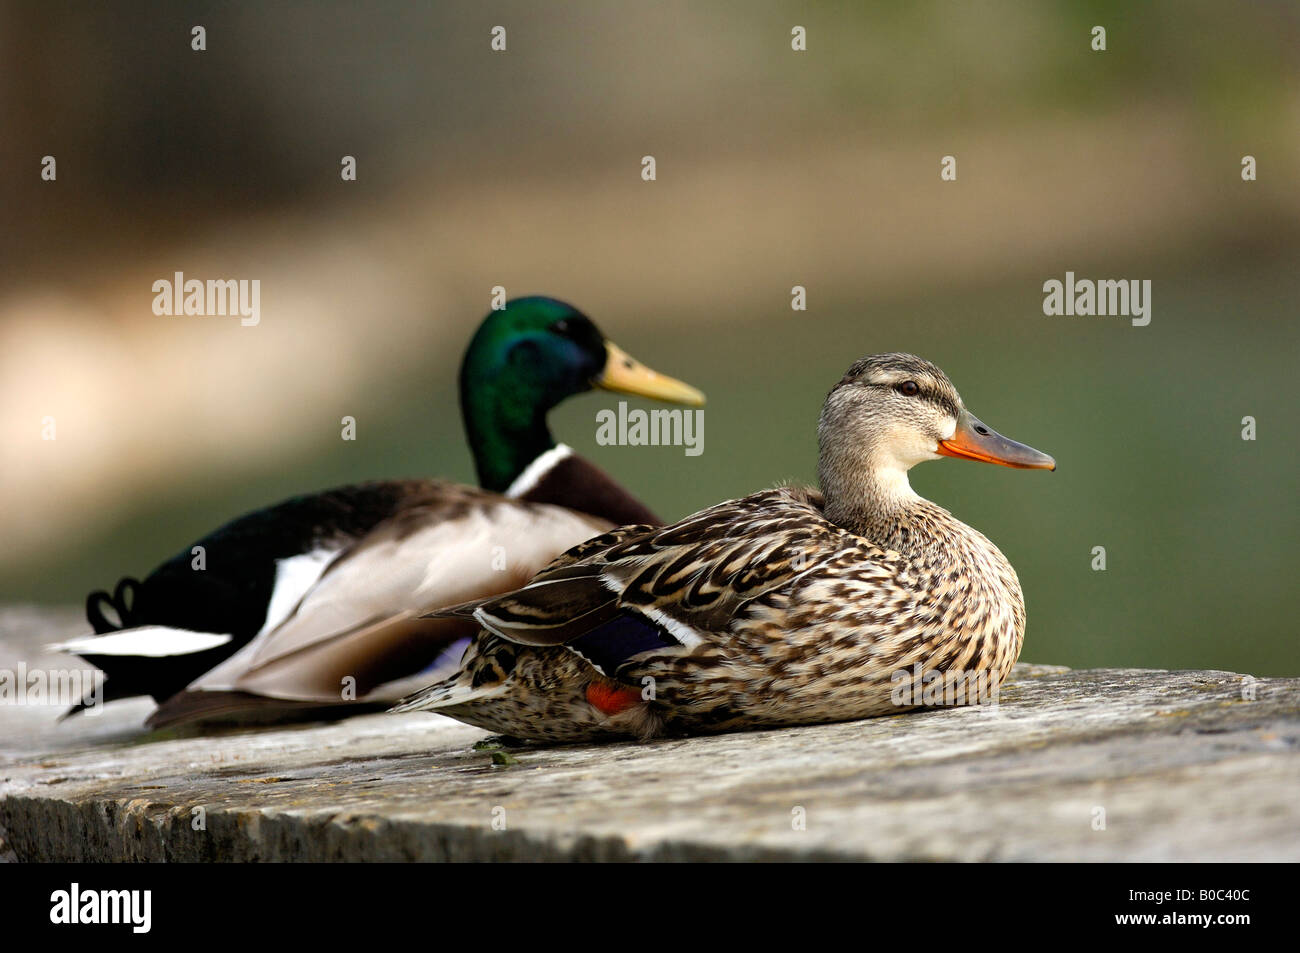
<box><xmin>389</xmin><ymin>681</ymin><xmax>506</xmax><ymax>713</ymax></box>
<box><xmin>52</xmin><ymin>627</ymin><xmax>232</xmax><ymax>658</ymax></box>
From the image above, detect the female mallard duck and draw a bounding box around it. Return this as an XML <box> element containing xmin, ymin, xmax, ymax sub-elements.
<box><xmin>57</xmin><ymin>297</ymin><xmax>704</xmax><ymax>727</ymax></box>
<box><xmin>393</xmin><ymin>353</ymin><xmax>1054</xmax><ymax>742</ymax></box>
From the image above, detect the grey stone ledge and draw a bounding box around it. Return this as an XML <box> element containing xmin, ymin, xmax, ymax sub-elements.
<box><xmin>1</xmin><ymin>606</ymin><xmax>1297</xmax><ymax>861</ymax></box>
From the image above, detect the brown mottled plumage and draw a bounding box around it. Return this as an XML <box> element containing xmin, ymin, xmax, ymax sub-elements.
<box><xmin>393</xmin><ymin>354</ymin><xmax>1055</xmax><ymax>742</ymax></box>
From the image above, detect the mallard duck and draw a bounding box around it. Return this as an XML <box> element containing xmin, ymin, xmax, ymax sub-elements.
<box><xmin>393</xmin><ymin>353</ymin><xmax>1055</xmax><ymax>742</ymax></box>
<box><xmin>56</xmin><ymin>296</ymin><xmax>704</xmax><ymax>727</ymax></box>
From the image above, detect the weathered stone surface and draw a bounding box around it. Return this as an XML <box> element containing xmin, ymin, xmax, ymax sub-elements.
<box><xmin>2</xmin><ymin>606</ymin><xmax>1297</xmax><ymax>861</ymax></box>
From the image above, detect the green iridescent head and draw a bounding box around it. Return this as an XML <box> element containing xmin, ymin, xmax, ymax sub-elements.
<box><xmin>459</xmin><ymin>296</ymin><xmax>704</xmax><ymax>492</ymax></box>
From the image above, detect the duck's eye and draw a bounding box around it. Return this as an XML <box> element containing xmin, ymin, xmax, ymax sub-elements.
<box><xmin>551</xmin><ymin>319</ymin><xmax>571</xmax><ymax>335</ymax></box>
<box><xmin>896</xmin><ymin>380</ymin><xmax>921</xmax><ymax>397</ymax></box>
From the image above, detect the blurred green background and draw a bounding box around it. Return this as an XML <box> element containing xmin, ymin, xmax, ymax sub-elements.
<box><xmin>1</xmin><ymin>1</ymin><xmax>1297</xmax><ymax>675</ymax></box>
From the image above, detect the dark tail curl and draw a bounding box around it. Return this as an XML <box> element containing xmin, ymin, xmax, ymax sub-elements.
<box><xmin>85</xmin><ymin>577</ymin><xmax>141</xmax><ymax>633</ymax></box>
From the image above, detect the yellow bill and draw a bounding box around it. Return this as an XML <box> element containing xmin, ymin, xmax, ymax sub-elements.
<box><xmin>596</xmin><ymin>341</ymin><xmax>705</xmax><ymax>406</ymax></box>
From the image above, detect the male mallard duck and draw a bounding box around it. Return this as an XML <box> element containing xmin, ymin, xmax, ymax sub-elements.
<box><xmin>393</xmin><ymin>353</ymin><xmax>1054</xmax><ymax>742</ymax></box>
<box><xmin>56</xmin><ymin>297</ymin><xmax>704</xmax><ymax>727</ymax></box>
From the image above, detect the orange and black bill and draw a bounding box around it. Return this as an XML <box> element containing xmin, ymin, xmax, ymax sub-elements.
<box><xmin>937</xmin><ymin>410</ymin><xmax>1056</xmax><ymax>470</ymax></box>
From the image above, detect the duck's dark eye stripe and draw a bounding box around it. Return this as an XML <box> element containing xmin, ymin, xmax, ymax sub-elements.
<box><xmin>551</xmin><ymin>314</ymin><xmax>604</xmax><ymax>352</ymax></box>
